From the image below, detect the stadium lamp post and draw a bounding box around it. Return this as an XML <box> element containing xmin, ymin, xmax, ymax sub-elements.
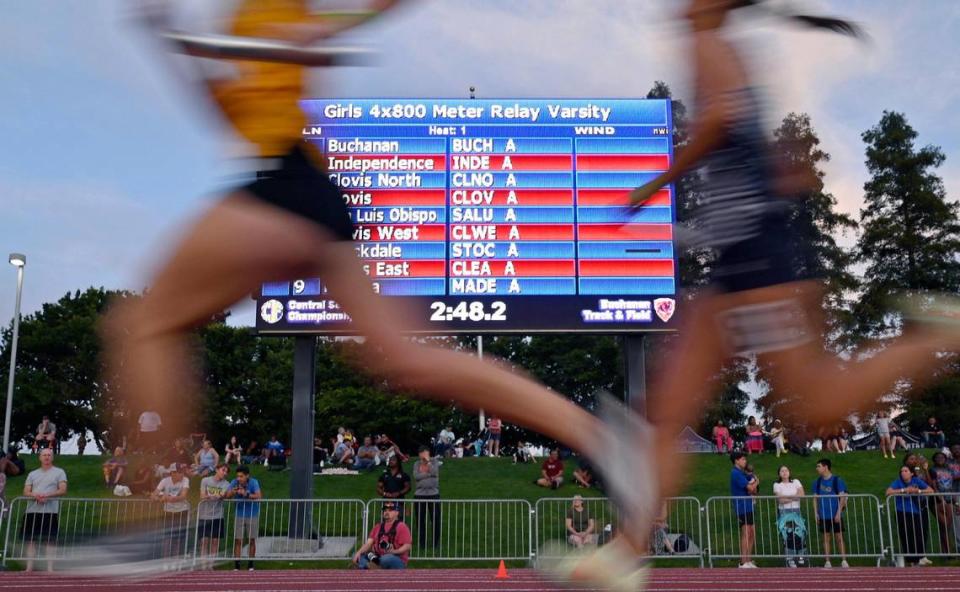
<box><xmin>3</xmin><ymin>252</ymin><xmax>26</xmax><ymax>452</ymax></box>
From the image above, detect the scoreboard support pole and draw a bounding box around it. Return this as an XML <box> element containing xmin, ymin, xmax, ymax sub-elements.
<box><xmin>290</xmin><ymin>335</ymin><xmax>317</xmax><ymax>538</ymax></box>
<box><xmin>623</xmin><ymin>335</ymin><xmax>647</xmax><ymax>415</ymax></box>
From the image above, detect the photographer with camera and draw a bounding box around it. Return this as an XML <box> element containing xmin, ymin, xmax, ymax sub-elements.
<box><xmin>352</xmin><ymin>501</ymin><xmax>412</xmax><ymax>569</ymax></box>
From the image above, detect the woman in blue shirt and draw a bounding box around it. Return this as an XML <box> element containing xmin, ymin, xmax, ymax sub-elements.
<box><xmin>886</xmin><ymin>465</ymin><xmax>933</xmax><ymax>566</ymax></box>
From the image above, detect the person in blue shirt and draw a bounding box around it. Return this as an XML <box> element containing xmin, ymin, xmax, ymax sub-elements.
<box><xmin>264</xmin><ymin>436</ymin><xmax>285</xmax><ymax>459</ymax></box>
<box><xmin>887</xmin><ymin>464</ymin><xmax>934</xmax><ymax>566</ymax></box>
<box><xmin>812</xmin><ymin>459</ymin><xmax>848</xmax><ymax>568</ymax></box>
<box><xmin>729</xmin><ymin>452</ymin><xmax>758</xmax><ymax>568</ymax></box>
<box><xmin>225</xmin><ymin>465</ymin><xmax>262</xmax><ymax>571</ymax></box>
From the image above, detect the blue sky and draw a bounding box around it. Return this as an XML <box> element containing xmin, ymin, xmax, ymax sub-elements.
<box><xmin>1</xmin><ymin>0</ymin><xmax>958</xmax><ymax>327</ymax></box>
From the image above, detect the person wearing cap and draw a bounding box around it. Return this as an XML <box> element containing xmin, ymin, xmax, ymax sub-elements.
<box><xmin>566</xmin><ymin>496</ymin><xmax>596</xmax><ymax>548</ymax></box>
<box><xmin>151</xmin><ymin>463</ymin><xmax>190</xmax><ymax>564</ymax></box>
<box><xmin>353</xmin><ymin>501</ymin><xmax>412</xmax><ymax>569</ymax></box>
<box><xmin>413</xmin><ymin>445</ymin><xmax>441</xmax><ymax>550</ymax></box>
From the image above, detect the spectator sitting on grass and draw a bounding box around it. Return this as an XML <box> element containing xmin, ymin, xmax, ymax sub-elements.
<box><xmin>375</xmin><ymin>434</ymin><xmax>407</xmax><ymax>462</ymax></box>
<box><xmin>513</xmin><ymin>441</ymin><xmax>534</xmax><ymax>464</ymax></box>
<box><xmin>332</xmin><ymin>438</ymin><xmax>355</xmax><ymax>465</ymax></box>
<box><xmin>924</xmin><ymin>416</ymin><xmax>946</xmax><ymax>450</ymax></box>
<box><xmin>536</xmin><ymin>448</ymin><xmax>564</xmax><ymax>489</ymax></box>
<box><xmin>264</xmin><ymin>436</ymin><xmax>284</xmax><ymax>460</ymax></box>
<box><xmin>102</xmin><ymin>447</ymin><xmax>128</xmax><ymax>488</ymax></box>
<box><xmin>354</xmin><ymin>436</ymin><xmax>380</xmax><ymax>471</ymax></box>
<box><xmin>573</xmin><ymin>458</ymin><xmax>596</xmax><ymax>489</ymax></box>
<box><xmin>241</xmin><ymin>440</ymin><xmax>261</xmax><ymax>465</ymax></box>
<box><xmin>131</xmin><ymin>461</ymin><xmax>155</xmax><ymax>496</ymax></box>
<box><xmin>159</xmin><ymin>439</ymin><xmax>192</xmax><ymax>476</ymax></box>
<box><xmin>32</xmin><ymin>416</ymin><xmax>57</xmax><ymax>453</ymax></box>
<box><xmin>435</xmin><ymin>425</ymin><xmax>455</xmax><ymax>458</ymax></box>
<box><xmin>193</xmin><ymin>439</ymin><xmax>220</xmax><ymax>477</ymax></box>
<box><xmin>224</xmin><ymin>436</ymin><xmax>242</xmax><ymax>465</ymax></box>
<box><xmin>6</xmin><ymin>448</ymin><xmax>26</xmax><ymax>476</ymax></box>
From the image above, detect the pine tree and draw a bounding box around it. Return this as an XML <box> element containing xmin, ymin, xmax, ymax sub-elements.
<box><xmin>773</xmin><ymin>113</ymin><xmax>858</xmax><ymax>347</ymax></box>
<box><xmin>855</xmin><ymin>111</ymin><xmax>960</xmax><ymax>337</ymax></box>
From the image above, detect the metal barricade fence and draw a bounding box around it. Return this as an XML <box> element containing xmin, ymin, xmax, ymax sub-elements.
<box><xmin>365</xmin><ymin>498</ymin><xmax>532</xmax><ymax>561</ymax></box>
<box><xmin>0</xmin><ymin>498</ymin><xmax>6</xmax><ymax>561</ymax></box>
<box><xmin>885</xmin><ymin>492</ymin><xmax>960</xmax><ymax>566</ymax></box>
<box><xmin>704</xmin><ymin>494</ymin><xmax>885</xmax><ymax>567</ymax></box>
<box><xmin>2</xmin><ymin>496</ymin><xmax>191</xmax><ymax>567</ymax></box>
<box><xmin>193</xmin><ymin>498</ymin><xmax>365</xmax><ymax>565</ymax></box>
<box><xmin>534</xmin><ymin>496</ymin><xmax>703</xmax><ymax>566</ymax></box>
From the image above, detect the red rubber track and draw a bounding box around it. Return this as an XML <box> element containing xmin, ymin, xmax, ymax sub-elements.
<box><xmin>1</xmin><ymin>568</ymin><xmax>959</xmax><ymax>592</ymax></box>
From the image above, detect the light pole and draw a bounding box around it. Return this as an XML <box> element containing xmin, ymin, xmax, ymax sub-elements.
<box><xmin>3</xmin><ymin>253</ymin><xmax>26</xmax><ymax>452</ymax></box>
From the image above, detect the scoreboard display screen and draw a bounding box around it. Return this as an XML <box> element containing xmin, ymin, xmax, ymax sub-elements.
<box><xmin>256</xmin><ymin>98</ymin><xmax>678</xmax><ymax>334</ymax></box>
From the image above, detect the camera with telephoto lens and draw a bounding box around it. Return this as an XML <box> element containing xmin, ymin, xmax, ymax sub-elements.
<box><xmin>378</xmin><ymin>540</ymin><xmax>390</xmax><ymax>551</ymax></box>
<box><xmin>366</xmin><ymin>551</ymin><xmax>380</xmax><ymax>564</ymax></box>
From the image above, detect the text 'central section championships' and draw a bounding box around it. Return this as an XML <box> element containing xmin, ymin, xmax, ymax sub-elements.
<box><xmin>256</xmin><ymin>98</ymin><xmax>678</xmax><ymax>334</ymax></box>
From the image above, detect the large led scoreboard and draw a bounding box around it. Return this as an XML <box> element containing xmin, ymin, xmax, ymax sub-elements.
<box><xmin>256</xmin><ymin>98</ymin><xmax>678</xmax><ymax>334</ymax></box>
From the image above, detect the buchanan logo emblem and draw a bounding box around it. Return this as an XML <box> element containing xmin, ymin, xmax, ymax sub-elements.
<box><xmin>653</xmin><ymin>298</ymin><xmax>676</xmax><ymax>323</ymax></box>
<box><xmin>260</xmin><ymin>299</ymin><xmax>284</xmax><ymax>324</ymax></box>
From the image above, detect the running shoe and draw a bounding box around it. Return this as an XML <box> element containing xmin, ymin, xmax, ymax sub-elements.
<box><xmin>536</xmin><ymin>540</ymin><xmax>648</xmax><ymax>592</ymax></box>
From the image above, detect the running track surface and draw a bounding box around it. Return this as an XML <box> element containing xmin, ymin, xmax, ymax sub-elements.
<box><xmin>2</xmin><ymin>568</ymin><xmax>960</xmax><ymax>592</ymax></box>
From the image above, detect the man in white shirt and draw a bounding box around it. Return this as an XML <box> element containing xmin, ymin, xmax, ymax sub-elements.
<box><xmin>436</xmin><ymin>426</ymin><xmax>455</xmax><ymax>458</ymax></box>
<box><xmin>138</xmin><ymin>410</ymin><xmax>162</xmax><ymax>453</ymax></box>
<box><xmin>152</xmin><ymin>464</ymin><xmax>190</xmax><ymax>563</ymax></box>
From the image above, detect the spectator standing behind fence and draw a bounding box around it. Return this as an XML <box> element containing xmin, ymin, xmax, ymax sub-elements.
<box><xmin>152</xmin><ymin>464</ymin><xmax>190</xmax><ymax>564</ymax></box>
<box><xmin>194</xmin><ymin>439</ymin><xmax>220</xmax><ymax>477</ymax></box>
<box><xmin>745</xmin><ymin>417</ymin><xmax>764</xmax><ymax>455</ymax></box>
<box><xmin>712</xmin><ymin>421</ymin><xmax>733</xmax><ymax>454</ymax></box>
<box><xmin>730</xmin><ymin>452</ymin><xmax>757</xmax><ymax>569</ymax></box>
<box><xmin>887</xmin><ymin>464</ymin><xmax>934</xmax><ymax>566</ymax></box>
<box><xmin>22</xmin><ymin>449</ymin><xmax>67</xmax><ymax>572</ymax></box>
<box><xmin>536</xmin><ymin>449</ymin><xmax>564</xmax><ymax>489</ymax></box>
<box><xmin>812</xmin><ymin>459</ymin><xmax>849</xmax><ymax>568</ymax></box>
<box><xmin>198</xmin><ymin>463</ymin><xmax>231</xmax><ymax>568</ymax></box>
<box><xmin>924</xmin><ymin>417</ymin><xmax>946</xmax><ymax>450</ymax></box>
<box><xmin>378</xmin><ymin>455</ymin><xmax>411</xmax><ymax>506</ymax></box>
<box><xmin>486</xmin><ymin>416</ymin><xmax>502</xmax><ymax>457</ymax></box>
<box><xmin>352</xmin><ymin>501</ymin><xmax>412</xmax><ymax>569</ymax></box>
<box><xmin>413</xmin><ymin>445</ymin><xmax>441</xmax><ymax>550</ymax></box>
<box><xmin>138</xmin><ymin>410</ymin><xmax>162</xmax><ymax>452</ymax></box>
<box><xmin>566</xmin><ymin>495</ymin><xmax>596</xmax><ymax>548</ymax></box>
<box><xmin>227</xmin><ymin>465</ymin><xmax>262</xmax><ymax>571</ymax></box>
<box><xmin>102</xmin><ymin>447</ymin><xmax>128</xmax><ymax>488</ymax></box>
<box><xmin>32</xmin><ymin>416</ymin><xmax>56</xmax><ymax>453</ymax></box>
<box><xmin>773</xmin><ymin>465</ymin><xmax>804</xmax><ymax>517</ymax></box>
<box><xmin>224</xmin><ymin>436</ymin><xmax>242</xmax><ymax>465</ymax></box>
<box><xmin>928</xmin><ymin>452</ymin><xmax>957</xmax><ymax>555</ymax></box>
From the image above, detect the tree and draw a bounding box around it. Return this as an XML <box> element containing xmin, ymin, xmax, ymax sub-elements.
<box><xmin>855</xmin><ymin>111</ymin><xmax>960</xmax><ymax>337</ymax></box>
<box><xmin>854</xmin><ymin>111</ymin><xmax>960</xmax><ymax>425</ymax></box>
<box><xmin>0</xmin><ymin>288</ymin><xmax>123</xmax><ymax>451</ymax></box>
<box><xmin>773</xmin><ymin>113</ymin><xmax>858</xmax><ymax>346</ymax></box>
